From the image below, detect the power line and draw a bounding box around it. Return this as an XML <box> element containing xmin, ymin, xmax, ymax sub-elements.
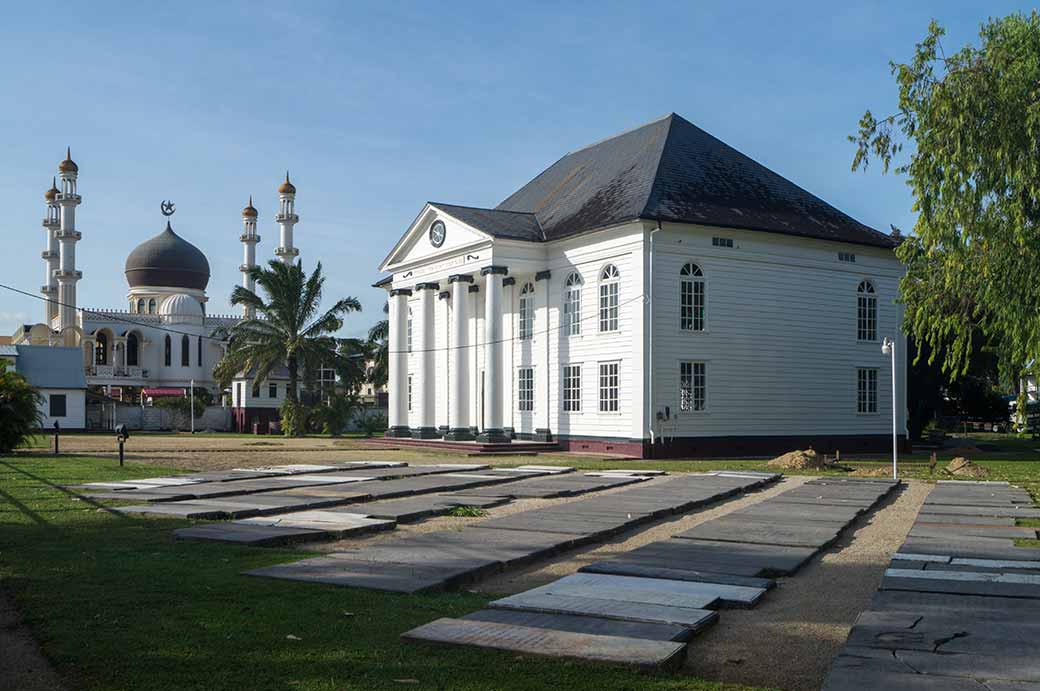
<box><xmin>0</xmin><ymin>282</ymin><xmax>235</xmax><ymax>343</ymax></box>
<box><xmin>388</xmin><ymin>292</ymin><xmax>647</xmax><ymax>354</ymax></box>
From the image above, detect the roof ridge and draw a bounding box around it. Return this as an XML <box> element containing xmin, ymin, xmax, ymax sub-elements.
<box><xmin>430</xmin><ymin>202</ymin><xmax>538</xmax><ymax>217</ymax></box>
<box><xmin>565</xmin><ymin>112</ymin><xmax>677</xmax><ymax>156</ymax></box>
<box><xmin>638</xmin><ymin>114</ymin><xmax>679</xmax><ymax>220</ymax></box>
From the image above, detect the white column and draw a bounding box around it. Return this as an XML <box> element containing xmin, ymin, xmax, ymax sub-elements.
<box><xmin>386</xmin><ymin>288</ymin><xmax>412</xmax><ymax>437</ymax></box>
<box><xmin>445</xmin><ymin>274</ymin><xmax>473</xmax><ymax>439</ymax></box>
<box><xmin>534</xmin><ymin>270</ymin><xmax>554</xmax><ymax>441</ymax></box>
<box><xmin>477</xmin><ymin>266</ymin><xmax>510</xmax><ymax>443</ymax></box>
<box><xmin>413</xmin><ymin>282</ymin><xmax>439</xmax><ymax>438</ymax></box>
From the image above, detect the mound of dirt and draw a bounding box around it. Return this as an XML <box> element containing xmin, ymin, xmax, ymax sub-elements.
<box><xmin>944</xmin><ymin>456</ymin><xmax>989</xmax><ymax>479</ymax></box>
<box><xmin>768</xmin><ymin>449</ymin><xmax>834</xmax><ymax>470</ymax></box>
<box><xmin>851</xmin><ymin>466</ymin><xmax>895</xmax><ymax>478</ymax></box>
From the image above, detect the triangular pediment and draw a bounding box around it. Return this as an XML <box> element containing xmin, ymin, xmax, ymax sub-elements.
<box><xmin>379</xmin><ymin>204</ymin><xmax>494</xmax><ymax>271</ymax></box>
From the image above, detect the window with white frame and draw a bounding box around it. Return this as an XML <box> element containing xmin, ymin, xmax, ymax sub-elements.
<box><xmin>406</xmin><ymin>307</ymin><xmax>413</xmax><ymax>352</ymax></box>
<box><xmin>599</xmin><ymin>361</ymin><xmax>619</xmax><ymax>412</ymax></box>
<box><xmin>857</xmin><ymin>280</ymin><xmax>877</xmax><ymax>341</ymax></box>
<box><xmin>679</xmin><ymin>361</ymin><xmax>706</xmax><ymax>412</ymax></box>
<box><xmin>711</xmin><ymin>236</ymin><xmax>734</xmax><ymax>248</ymax></box>
<box><xmin>407</xmin><ymin>375</ymin><xmax>413</xmax><ymax>411</ymax></box>
<box><xmin>680</xmin><ymin>263</ymin><xmax>705</xmax><ymax>331</ymax></box>
<box><xmin>518</xmin><ymin>367</ymin><xmax>534</xmax><ymax>412</ymax></box>
<box><xmin>564</xmin><ymin>272</ymin><xmax>583</xmax><ymax>336</ymax></box>
<box><xmin>598</xmin><ymin>264</ymin><xmax>620</xmax><ymax>332</ymax></box>
<box><xmin>857</xmin><ymin>367</ymin><xmax>878</xmax><ymax>413</ymax></box>
<box><xmin>519</xmin><ymin>282</ymin><xmax>535</xmax><ymax>340</ymax></box>
<box><xmin>562</xmin><ymin>364</ymin><xmax>581</xmax><ymax>412</ymax></box>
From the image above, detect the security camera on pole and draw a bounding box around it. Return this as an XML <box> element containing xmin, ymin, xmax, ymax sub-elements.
<box><xmin>881</xmin><ymin>337</ymin><xmax>897</xmax><ymax>480</ymax></box>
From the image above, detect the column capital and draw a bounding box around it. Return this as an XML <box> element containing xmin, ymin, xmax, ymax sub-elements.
<box><xmin>480</xmin><ymin>265</ymin><xmax>508</xmax><ymax>276</ymax></box>
<box><xmin>502</xmin><ymin>277</ymin><xmax>516</xmax><ymax>287</ymax></box>
<box><xmin>414</xmin><ymin>281</ymin><xmax>440</xmax><ymax>291</ymax></box>
<box><xmin>468</xmin><ymin>285</ymin><xmax>480</xmax><ymax>293</ymax></box>
<box><xmin>535</xmin><ymin>270</ymin><xmax>552</xmax><ymax>281</ymax></box>
<box><xmin>448</xmin><ymin>273</ymin><xmax>474</xmax><ymax>284</ymax></box>
<box><xmin>438</xmin><ymin>291</ymin><xmax>450</xmax><ymax>300</ymax></box>
<box><xmin>389</xmin><ymin>288</ymin><xmax>412</xmax><ymax>297</ymax></box>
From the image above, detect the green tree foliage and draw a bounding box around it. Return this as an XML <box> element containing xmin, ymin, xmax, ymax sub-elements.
<box><xmin>0</xmin><ymin>360</ymin><xmax>42</xmax><ymax>453</ymax></box>
<box><xmin>312</xmin><ymin>393</ymin><xmax>361</xmax><ymax>436</ymax></box>
<box><xmin>214</xmin><ymin>260</ymin><xmax>361</xmax><ymax>436</ymax></box>
<box><xmin>851</xmin><ymin>13</ymin><xmax>1040</xmax><ymax>387</ymax></box>
<box><xmin>367</xmin><ymin>301</ymin><xmax>389</xmax><ymax>389</ymax></box>
<box><xmin>152</xmin><ymin>386</ymin><xmax>213</xmax><ymax>420</ymax></box>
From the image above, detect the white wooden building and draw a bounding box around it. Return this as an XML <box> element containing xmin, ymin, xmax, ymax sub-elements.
<box><xmin>376</xmin><ymin>113</ymin><xmax>906</xmax><ymax>457</ymax></box>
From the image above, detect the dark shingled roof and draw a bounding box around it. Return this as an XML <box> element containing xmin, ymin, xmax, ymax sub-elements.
<box><xmin>430</xmin><ymin>203</ymin><xmax>544</xmax><ymax>242</ymax></box>
<box><xmin>491</xmin><ymin>113</ymin><xmax>895</xmax><ymax>249</ymax></box>
<box><xmin>125</xmin><ymin>222</ymin><xmax>211</xmax><ymax>290</ymax></box>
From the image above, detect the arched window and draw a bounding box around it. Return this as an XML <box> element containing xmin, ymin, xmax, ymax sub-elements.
<box><xmin>181</xmin><ymin>334</ymin><xmax>190</xmax><ymax>366</ymax></box>
<box><xmin>857</xmin><ymin>280</ymin><xmax>877</xmax><ymax>341</ymax></box>
<box><xmin>197</xmin><ymin>336</ymin><xmax>203</xmax><ymax>367</ymax></box>
<box><xmin>126</xmin><ymin>333</ymin><xmax>139</xmax><ymax>367</ymax></box>
<box><xmin>564</xmin><ymin>272</ymin><xmax>583</xmax><ymax>336</ymax></box>
<box><xmin>518</xmin><ymin>282</ymin><xmax>535</xmax><ymax>340</ymax></box>
<box><xmin>136</xmin><ymin>298</ymin><xmax>144</xmax><ymax>314</ymax></box>
<box><xmin>680</xmin><ymin>263</ymin><xmax>705</xmax><ymax>331</ymax></box>
<box><xmin>163</xmin><ymin>335</ymin><xmax>172</xmax><ymax>366</ymax></box>
<box><xmin>148</xmin><ymin>298</ymin><xmax>156</xmax><ymax>314</ymax></box>
<box><xmin>598</xmin><ymin>265</ymin><xmax>620</xmax><ymax>332</ymax></box>
<box><xmin>94</xmin><ymin>332</ymin><xmax>108</xmax><ymax>365</ymax></box>
<box><xmin>406</xmin><ymin>307</ymin><xmax>413</xmax><ymax>352</ymax></box>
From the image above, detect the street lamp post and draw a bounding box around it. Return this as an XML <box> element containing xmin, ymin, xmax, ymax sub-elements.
<box><xmin>881</xmin><ymin>337</ymin><xmax>897</xmax><ymax>480</ymax></box>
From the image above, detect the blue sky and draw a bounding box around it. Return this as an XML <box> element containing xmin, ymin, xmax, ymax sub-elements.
<box><xmin>0</xmin><ymin>1</ymin><xmax>1029</xmax><ymax>338</ymax></box>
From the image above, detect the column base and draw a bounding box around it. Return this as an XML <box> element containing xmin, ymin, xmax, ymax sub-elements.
<box><xmin>469</xmin><ymin>426</ymin><xmax>480</xmax><ymax>437</ymax></box>
<box><xmin>502</xmin><ymin>427</ymin><xmax>515</xmax><ymax>439</ymax></box>
<box><xmin>437</xmin><ymin>425</ymin><xmax>449</xmax><ymax>438</ymax></box>
<box><xmin>385</xmin><ymin>426</ymin><xmax>413</xmax><ymax>438</ymax></box>
<box><xmin>411</xmin><ymin>427</ymin><xmax>440</xmax><ymax>439</ymax></box>
<box><xmin>443</xmin><ymin>427</ymin><xmax>474</xmax><ymax>441</ymax></box>
<box><xmin>476</xmin><ymin>428</ymin><xmax>511</xmax><ymax>444</ymax></box>
<box><xmin>533</xmin><ymin>428</ymin><xmax>554</xmax><ymax>442</ymax></box>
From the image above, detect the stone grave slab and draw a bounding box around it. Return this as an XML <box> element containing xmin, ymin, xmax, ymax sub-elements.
<box><xmin>556</xmin><ymin>572</ymin><xmax>766</xmax><ymax>608</ymax></box>
<box><xmin>236</xmin><ymin>512</ymin><xmax>395</xmax><ymax>538</ymax></box>
<box><xmin>402</xmin><ymin>618</ymin><xmax>688</xmax><ymax>671</ymax></box>
<box><xmin>490</xmin><ymin>591</ymin><xmax>719</xmax><ymax>630</ymax></box>
<box><xmin>915</xmin><ymin>515</ymin><xmax>1017</xmax><ymax>526</ymax></box>
<box><xmin>910</xmin><ymin>524</ymin><xmax>1038</xmax><ymax>540</ymax></box>
<box><xmin>578</xmin><ymin>560</ymin><xmax>775</xmax><ymax>590</ymax></box>
<box><xmin>518</xmin><ymin>580</ymin><xmax>728</xmax><ymax>611</ymax></box>
<box><xmin>175</xmin><ymin>522</ymin><xmax>326</xmax><ymax>546</ymax></box>
<box><xmin>245</xmin><ymin>556</ymin><xmax>480</xmax><ymax>592</ymax></box>
<box><xmin>460</xmin><ymin>608</ymin><xmax>692</xmax><ymax>642</ymax></box>
<box><xmin>674</xmin><ymin>518</ymin><xmax>844</xmax><ymax>548</ymax></box>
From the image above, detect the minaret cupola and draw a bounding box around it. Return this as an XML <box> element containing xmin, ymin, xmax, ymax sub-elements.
<box><xmin>274</xmin><ymin>171</ymin><xmax>300</xmax><ymax>264</ymax></box>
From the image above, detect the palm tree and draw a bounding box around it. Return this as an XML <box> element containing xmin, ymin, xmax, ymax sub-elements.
<box><xmin>366</xmin><ymin>301</ymin><xmax>389</xmax><ymax>389</ymax></box>
<box><xmin>215</xmin><ymin>260</ymin><xmax>361</xmax><ymax>413</ymax></box>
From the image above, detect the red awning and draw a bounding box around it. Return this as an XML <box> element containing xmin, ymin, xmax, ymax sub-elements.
<box><xmin>142</xmin><ymin>388</ymin><xmax>186</xmax><ymax>397</ymax></box>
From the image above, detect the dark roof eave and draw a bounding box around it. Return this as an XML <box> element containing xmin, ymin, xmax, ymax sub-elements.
<box><xmin>640</xmin><ymin>213</ymin><xmax>898</xmax><ymax>250</ymax></box>
<box><xmin>371</xmin><ymin>275</ymin><xmax>393</xmax><ymax>289</ymax></box>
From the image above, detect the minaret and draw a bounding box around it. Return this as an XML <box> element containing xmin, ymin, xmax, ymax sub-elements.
<box><xmin>54</xmin><ymin>148</ymin><xmax>82</xmax><ymax>333</ymax></box>
<box><xmin>274</xmin><ymin>171</ymin><xmax>299</xmax><ymax>264</ymax></box>
<box><xmin>41</xmin><ymin>178</ymin><xmax>60</xmax><ymax>325</ymax></box>
<box><xmin>240</xmin><ymin>196</ymin><xmax>260</xmax><ymax>317</ymax></box>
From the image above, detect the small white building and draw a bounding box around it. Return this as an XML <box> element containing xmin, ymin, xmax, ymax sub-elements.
<box><xmin>375</xmin><ymin>113</ymin><xmax>907</xmax><ymax>457</ymax></box>
<box><xmin>9</xmin><ymin>345</ymin><xmax>87</xmax><ymax>430</ymax></box>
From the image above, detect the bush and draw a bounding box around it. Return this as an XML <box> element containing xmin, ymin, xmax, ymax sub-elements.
<box><xmin>279</xmin><ymin>400</ymin><xmax>309</xmax><ymax>437</ymax></box>
<box><xmin>0</xmin><ymin>361</ymin><xmax>42</xmax><ymax>453</ymax></box>
<box><xmin>357</xmin><ymin>411</ymin><xmax>387</xmax><ymax>438</ymax></box>
<box><xmin>312</xmin><ymin>394</ymin><xmax>360</xmax><ymax>436</ymax></box>
<box><xmin>152</xmin><ymin>386</ymin><xmax>213</xmax><ymax>419</ymax></box>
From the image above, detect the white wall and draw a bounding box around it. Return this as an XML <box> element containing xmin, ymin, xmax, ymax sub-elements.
<box><xmin>38</xmin><ymin>388</ymin><xmax>86</xmax><ymax>429</ymax></box>
<box><xmin>647</xmin><ymin>222</ymin><xmax>906</xmax><ymax>440</ymax></box>
<box><xmin>231</xmin><ymin>378</ymin><xmax>287</xmax><ymax>409</ymax></box>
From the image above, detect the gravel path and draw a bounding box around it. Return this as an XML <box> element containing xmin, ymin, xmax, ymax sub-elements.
<box><xmin>683</xmin><ymin>479</ymin><xmax>931</xmax><ymax>691</ymax></box>
<box><xmin>0</xmin><ymin>590</ymin><xmax>65</xmax><ymax>691</ymax></box>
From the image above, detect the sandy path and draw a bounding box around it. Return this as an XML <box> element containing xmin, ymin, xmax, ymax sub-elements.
<box><xmin>683</xmin><ymin>479</ymin><xmax>930</xmax><ymax>691</ymax></box>
<box><xmin>0</xmin><ymin>590</ymin><xmax>65</xmax><ymax>691</ymax></box>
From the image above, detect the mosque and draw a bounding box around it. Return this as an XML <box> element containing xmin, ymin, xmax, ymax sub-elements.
<box><xmin>12</xmin><ymin>149</ymin><xmax>303</xmax><ymax>418</ymax></box>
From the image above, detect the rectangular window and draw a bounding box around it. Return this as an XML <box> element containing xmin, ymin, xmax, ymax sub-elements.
<box><xmin>564</xmin><ymin>286</ymin><xmax>582</xmax><ymax>336</ymax></box>
<box><xmin>562</xmin><ymin>364</ymin><xmax>581</xmax><ymax>412</ymax></box>
<box><xmin>839</xmin><ymin>252</ymin><xmax>856</xmax><ymax>263</ymax></box>
<box><xmin>407</xmin><ymin>311</ymin><xmax>413</xmax><ymax>353</ymax></box>
<box><xmin>599</xmin><ymin>282</ymin><xmax>619</xmax><ymax>332</ymax></box>
<box><xmin>679</xmin><ymin>361</ymin><xmax>706</xmax><ymax>412</ymax></box>
<box><xmin>858</xmin><ymin>294</ymin><xmax>877</xmax><ymax>341</ymax></box>
<box><xmin>518</xmin><ymin>367</ymin><xmax>534</xmax><ymax>412</ymax></box>
<box><xmin>519</xmin><ymin>294</ymin><xmax>533</xmax><ymax>340</ymax></box>
<box><xmin>712</xmin><ymin>237</ymin><xmax>734</xmax><ymax>248</ymax></box>
<box><xmin>680</xmin><ymin>278</ymin><xmax>705</xmax><ymax>331</ymax></box>
<box><xmin>251</xmin><ymin>382</ymin><xmax>260</xmax><ymax>398</ymax></box>
<box><xmin>49</xmin><ymin>394</ymin><xmax>67</xmax><ymax>417</ymax></box>
<box><xmin>598</xmin><ymin>362</ymin><xmax>619</xmax><ymax>412</ymax></box>
<box><xmin>269</xmin><ymin>382</ymin><xmax>277</xmax><ymax>398</ymax></box>
<box><xmin>858</xmin><ymin>368</ymin><xmax>878</xmax><ymax>413</ymax></box>
<box><xmin>407</xmin><ymin>375</ymin><xmax>413</xmax><ymax>411</ymax></box>
<box><xmin>237</xmin><ymin>383</ymin><xmax>243</xmax><ymax>406</ymax></box>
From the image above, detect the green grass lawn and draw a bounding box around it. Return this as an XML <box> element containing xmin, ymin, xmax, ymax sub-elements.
<box><xmin>0</xmin><ymin>455</ymin><xmax>769</xmax><ymax>691</ymax></box>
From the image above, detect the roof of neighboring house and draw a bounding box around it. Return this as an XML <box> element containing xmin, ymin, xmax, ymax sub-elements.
<box><xmin>14</xmin><ymin>346</ymin><xmax>87</xmax><ymax>389</ymax></box>
<box><xmin>429</xmin><ymin>203</ymin><xmax>545</xmax><ymax>242</ymax></box>
<box><xmin>445</xmin><ymin>113</ymin><xmax>894</xmax><ymax>249</ymax></box>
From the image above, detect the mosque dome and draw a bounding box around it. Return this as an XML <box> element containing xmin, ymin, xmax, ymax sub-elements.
<box><xmin>44</xmin><ymin>178</ymin><xmax>59</xmax><ymax>201</ymax></box>
<box><xmin>124</xmin><ymin>222</ymin><xmax>211</xmax><ymax>291</ymax></box>
<box><xmin>278</xmin><ymin>172</ymin><xmax>296</xmax><ymax>195</ymax></box>
<box><xmin>242</xmin><ymin>196</ymin><xmax>258</xmax><ymax>218</ymax></box>
<box><xmin>158</xmin><ymin>293</ymin><xmax>204</xmax><ymax>324</ymax></box>
<box><xmin>59</xmin><ymin>147</ymin><xmax>78</xmax><ymax>173</ymax></box>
